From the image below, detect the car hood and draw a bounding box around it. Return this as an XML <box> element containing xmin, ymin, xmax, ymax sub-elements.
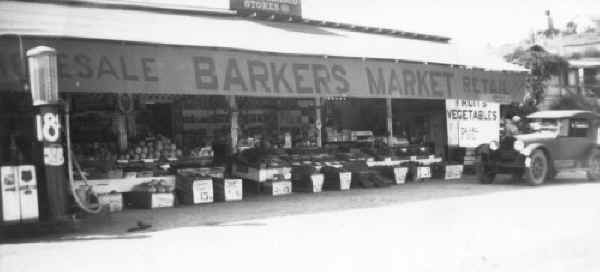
<box><xmin>514</xmin><ymin>132</ymin><xmax>557</xmax><ymax>144</ymax></box>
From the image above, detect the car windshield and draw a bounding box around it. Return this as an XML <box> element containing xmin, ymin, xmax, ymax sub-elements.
<box><xmin>528</xmin><ymin>118</ymin><xmax>559</xmax><ymax>133</ymax></box>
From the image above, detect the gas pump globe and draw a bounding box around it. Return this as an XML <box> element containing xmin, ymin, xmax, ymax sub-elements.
<box><xmin>27</xmin><ymin>46</ymin><xmax>59</xmax><ymax>106</ymax></box>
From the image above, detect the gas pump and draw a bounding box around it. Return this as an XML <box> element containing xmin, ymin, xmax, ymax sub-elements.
<box><xmin>0</xmin><ymin>46</ymin><xmax>69</xmax><ymax>224</ymax></box>
<box><xmin>28</xmin><ymin>46</ymin><xmax>69</xmax><ymax>221</ymax></box>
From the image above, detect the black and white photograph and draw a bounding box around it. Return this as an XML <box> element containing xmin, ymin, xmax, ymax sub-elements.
<box><xmin>1</xmin><ymin>0</ymin><xmax>600</xmax><ymax>271</ymax></box>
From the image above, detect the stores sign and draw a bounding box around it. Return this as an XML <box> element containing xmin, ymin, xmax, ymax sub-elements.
<box><xmin>230</xmin><ymin>0</ymin><xmax>302</xmax><ymax>17</ymax></box>
<box><xmin>446</xmin><ymin>99</ymin><xmax>500</xmax><ymax>148</ymax></box>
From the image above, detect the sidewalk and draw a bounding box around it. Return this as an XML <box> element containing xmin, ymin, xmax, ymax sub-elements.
<box><xmin>1</xmin><ymin>173</ymin><xmax>589</xmax><ymax>243</ymax></box>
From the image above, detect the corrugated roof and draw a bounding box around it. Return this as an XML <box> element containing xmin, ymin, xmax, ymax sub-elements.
<box><xmin>527</xmin><ymin>110</ymin><xmax>600</xmax><ymax>119</ymax></box>
<box><xmin>0</xmin><ymin>0</ymin><xmax>526</xmax><ymax>72</ymax></box>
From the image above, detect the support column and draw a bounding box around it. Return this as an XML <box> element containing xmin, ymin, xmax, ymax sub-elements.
<box><xmin>386</xmin><ymin>97</ymin><xmax>393</xmax><ymax>147</ymax></box>
<box><xmin>227</xmin><ymin>95</ymin><xmax>238</xmax><ymax>154</ymax></box>
<box><xmin>315</xmin><ymin>97</ymin><xmax>322</xmax><ymax>148</ymax></box>
<box><xmin>578</xmin><ymin>68</ymin><xmax>585</xmax><ymax>94</ymax></box>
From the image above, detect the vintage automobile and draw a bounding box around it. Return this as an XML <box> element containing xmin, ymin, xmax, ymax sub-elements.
<box><xmin>476</xmin><ymin>110</ymin><xmax>600</xmax><ymax>185</ymax></box>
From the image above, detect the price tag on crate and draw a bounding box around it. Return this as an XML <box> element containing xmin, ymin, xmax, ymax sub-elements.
<box><xmin>311</xmin><ymin>174</ymin><xmax>324</xmax><ymax>193</ymax></box>
<box><xmin>272</xmin><ymin>181</ymin><xmax>292</xmax><ymax>196</ymax></box>
<box><xmin>339</xmin><ymin>172</ymin><xmax>352</xmax><ymax>190</ymax></box>
<box><xmin>224</xmin><ymin>179</ymin><xmax>243</xmax><ymax>201</ymax></box>
<box><xmin>444</xmin><ymin>165</ymin><xmax>463</xmax><ymax>180</ymax></box>
<box><xmin>193</xmin><ymin>180</ymin><xmax>214</xmax><ymax>203</ymax></box>
<box><xmin>393</xmin><ymin>167</ymin><xmax>409</xmax><ymax>184</ymax></box>
<box><xmin>416</xmin><ymin>167</ymin><xmax>432</xmax><ymax>179</ymax></box>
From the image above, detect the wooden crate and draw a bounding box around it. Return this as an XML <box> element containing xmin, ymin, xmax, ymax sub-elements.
<box><xmin>444</xmin><ymin>165</ymin><xmax>464</xmax><ymax>180</ymax></box>
<box><xmin>213</xmin><ymin>178</ymin><xmax>243</xmax><ymax>202</ymax></box>
<box><xmin>322</xmin><ymin>168</ymin><xmax>352</xmax><ymax>191</ymax></box>
<box><xmin>261</xmin><ymin>180</ymin><xmax>292</xmax><ymax>196</ymax></box>
<box><xmin>97</xmin><ymin>193</ymin><xmax>123</xmax><ymax>212</ymax></box>
<box><xmin>293</xmin><ymin>173</ymin><xmax>324</xmax><ymax>193</ymax></box>
<box><xmin>124</xmin><ymin>192</ymin><xmax>175</xmax><ymax>209</ymax></box>
<box><xmin>176</xmin><ymin>175</ymin><xmax>214</xmax><ymax>205</ymax></box>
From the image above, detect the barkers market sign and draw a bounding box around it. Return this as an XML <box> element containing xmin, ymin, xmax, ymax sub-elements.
<box><xmin>0</xmin><ymin>38</ymin><xmax>526</xmax><ymax>103</ymax></box>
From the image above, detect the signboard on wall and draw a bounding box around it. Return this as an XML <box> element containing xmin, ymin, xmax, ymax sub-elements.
<box><xmin>0</xmin><ymin>38</ymin><xmax>526</xmax><ymax>104</ymax></box>
<box><xmin>446</xmin><ymin>99</ymin><xmax>500</xmax><ymax>148</ymax></box>
<box><xmin>230</xmin><ymin>0</ymin><xmax>302</xmax><ymax>17</ymax></box>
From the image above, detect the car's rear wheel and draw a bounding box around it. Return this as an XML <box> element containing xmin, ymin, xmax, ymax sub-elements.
<box><xmin>586</xmin><ymin>149</ymin><xmax>600</xmax><ymax>181</ymax></box>
<box><xmin>476</xmin><ymin>161</ymin><xmax>495</xmax><ymax>184</ymax></box>
<box><xmin>524</xmin><ymin>149</ymin><xmax>548</xmax><ymax>186</ymax></box>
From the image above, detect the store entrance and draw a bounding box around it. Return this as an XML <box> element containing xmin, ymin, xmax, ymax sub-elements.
<box><xmin>392</xmin><ymin>99</ymin><xmax>447</xmax><ymax>158</ymax></box>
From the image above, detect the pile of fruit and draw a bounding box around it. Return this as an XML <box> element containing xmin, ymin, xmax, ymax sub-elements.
<box><xmin>118</xmin><ymin>135</ymin><xmax>183</xmax><ymax>161</ymax></box>
<box><xmin>73</xmin><ymin>142</ymin><xmax>118</xmax><ymax>162</ymax></box>
<box><xmin>133</xmin><ymin>179</ymin><xmax>175</xmax><ymax>193</ymax></box>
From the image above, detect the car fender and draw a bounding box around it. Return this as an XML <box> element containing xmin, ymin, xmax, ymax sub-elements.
<box><xmin>522</xmin><ymin>143</ymin><xmax>547</xmax><ymax>157</ymax></box>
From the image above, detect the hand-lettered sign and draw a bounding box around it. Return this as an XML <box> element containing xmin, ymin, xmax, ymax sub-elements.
<box><xmin>446</xmin><ymin>99</ymin><xmax>500</xmax><ymax>148</ymax></box>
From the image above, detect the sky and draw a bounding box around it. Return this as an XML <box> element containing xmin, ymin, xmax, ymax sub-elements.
<box><xmin>146</xmin><ymin>0</ymin><xmax>599</xmax><ymax>52</ymax></box>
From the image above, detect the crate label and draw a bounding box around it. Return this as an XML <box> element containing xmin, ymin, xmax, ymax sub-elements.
<box><xmin>224</xmin><ymin>179</ymin><xmax>243</xmax><ymax>201</ymax></box>
<box><xmin>272</xmin><ymin>181</ymin><xmax>292</xmax><ymax>196</ymax></box>
<box><xmin>417</xmin><ymin>167</ymin><xmax>432</xmax><ymax>179</ymax></box>
<box><xmin>393</xmin><ymin>167</ymin><xmax>409</xmax><ymax>184</ymax></box>
<box><xmin>310</xmin><ymin>174</ymin><xmax>324</xmax><ymax>193</ymax></box>
<box><xmin>444</xmin><ymin>165</ymin><xmax>463</xmax><ymax>180</ymax></box>
<box><xmin>151</xmin><ymin>193</ymin><xmax>174</xmax><ymax>208</ymax></box>
<box><xmin>193</xmin><ymin>180</ymin><xmax>214</xmax><ymax>203</ymax></box>
<box><xmin>339</xmin><ymin>172</ymin><xmax>352</xmax><ymax>190</ymax></box>
<box><xmin>98</xmin><ymin>194</ymin><xmax>123</xmax><ymax>212</ymax></box>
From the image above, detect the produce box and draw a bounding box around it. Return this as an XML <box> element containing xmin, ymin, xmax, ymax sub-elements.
<box><xmin>414</xmin><ymin>166</ymin><xmax>432</xmax><ymax>181</ymax></box>
<box><xmin>97</xmin><ymin>193</ymin><xmax>123</xmax><ymax>212</ymax></box>
<box><xmin>261</xmin><ymin>180</ymin><xmax>292</xmax><ymax>196</ymax></box>
<box><xmin>176</xmin><ymin>167</ymin><xmax>225</xmax><ymax>179</ymax></box>
<box><xmin>232</xmin><ymin>163</ymin><xmax>292</xmax><ymax>182</ymax></box>
<box><xmin>213</xmin><ymin>178</ymin><xmax>243</xmax><ymax>202</ymax></box>
<box><xmin>351</xmin><ymin>171</ymin><xmax>375</xmax><ymax>188</ymax></box>
<box><xmin>293</xmin><ymin>173</ymin><xmax>324</xmax><ymax>193</ymax></box>
<box><xmin>377</xmin><ymin>166</ymin><xmax>409</xmax><ymax>185</ymax></box>
<box><xmin>124</xmin><ymin>192</ymin><xmax>174</xmax><ymax>209</ymax></box>
<box><xmin>324</xmin><ymin>172</ymin><xmax>352</xmax><ymax>191</ymax></box>
<box><xmin>176</xmin><ymin>175</ymin><xmax>214</xmax><ymax>205</ymax></box>
<box><xmin>393</xmin><ymin>167</ymin><xmax>409</xmax><ymax>184</ymax></box>
<box><xmin>444</xmin><ymin>165</ymin><xmax>464</xmax><ymax>180</ymax></box>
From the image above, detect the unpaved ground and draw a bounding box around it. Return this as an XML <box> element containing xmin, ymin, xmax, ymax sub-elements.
<box><xmin>1</xmin><ymin>173</ymin><xmax>599</xmax><ymax>272</ymax></box>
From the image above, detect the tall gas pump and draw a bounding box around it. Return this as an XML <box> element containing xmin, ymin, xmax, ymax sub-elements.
<box><xmin>27</xmin><ymin>46</ymin><xmax>68</xmax><ymax>221</ymax></box>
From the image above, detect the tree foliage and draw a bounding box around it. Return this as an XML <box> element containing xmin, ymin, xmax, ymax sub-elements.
<box><xmin>504</xmin><ymin>45</ymin><xmax>569</xmax><ymax>108</ymax></box>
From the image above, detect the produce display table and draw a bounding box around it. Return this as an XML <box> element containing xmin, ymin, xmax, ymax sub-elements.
<box><xmin>74</xmin><ymin>176</ymin><xmax>176</xmax><ymax>194</ymax></box>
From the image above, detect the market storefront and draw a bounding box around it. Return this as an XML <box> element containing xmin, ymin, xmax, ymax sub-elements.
<box><xmin>0</xmin><ymin>0</ymin><xmax>526</xmax><ymax>219</ymax></box>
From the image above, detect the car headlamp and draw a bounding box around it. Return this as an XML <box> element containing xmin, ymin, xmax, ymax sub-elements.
<box><xmin>489</xmin><ymin>141</ymin><xmax>499</xmax><ymax>151</ymax></box>
<box><xmin>513</xmin><ymin>140</ymin><xmax>525</xmax><ymax>151</ymax></box>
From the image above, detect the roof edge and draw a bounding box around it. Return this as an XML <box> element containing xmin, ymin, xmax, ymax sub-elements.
<box><xmin>11</xmin><ymin>0</ymin><xmax>451</xmax><ymax>43</ymax></box>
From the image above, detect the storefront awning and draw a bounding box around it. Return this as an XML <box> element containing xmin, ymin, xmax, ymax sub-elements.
<box><xmin>0</xmin><ymin>1</ymin><xmax>525</xmax><ymax>72</ymax></box>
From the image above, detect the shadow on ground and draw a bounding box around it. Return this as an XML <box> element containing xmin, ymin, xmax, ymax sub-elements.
<box><xmin>2</xmin><ymin>175</ymin><xmax>595</xmax><ymax>244</ymax></box>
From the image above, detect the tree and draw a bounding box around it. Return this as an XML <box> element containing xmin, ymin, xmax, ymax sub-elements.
<box><xmin>504</xmin><ymin>45</ymin><xmax>569</xmax><ymax>109</ymax></box>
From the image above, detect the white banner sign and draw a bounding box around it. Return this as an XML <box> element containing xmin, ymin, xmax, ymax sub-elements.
<box><xmin>446</xmin><ymin>99</ymin><xmax>500</xmax><ymax>148</ymax></box>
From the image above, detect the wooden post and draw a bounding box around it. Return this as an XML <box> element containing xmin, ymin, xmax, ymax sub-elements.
<box><xmin>228</xmin><ymin>95</ymin><xmax>238</xmax><ymax>154</ymax></box>
<box><xmin>578</xmin><ymin>68</ymin><xmax>585</xmax><ymax>95</ymax></box>
<box><xmin>315</xmin><ymin>97</ymin><xmax>322</xmax><ymax>148</ymax></box>
<box><xmin>386</xmin><ymin>98</ymin><xmax>393</xmax><ymax>147</ymax></box>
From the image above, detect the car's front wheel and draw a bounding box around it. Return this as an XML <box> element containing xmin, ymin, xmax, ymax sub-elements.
<box><xmin>524</xmin><ymin>149</ymin><xmax>548</xmax><ymax>186</ymax></box>
<box><xmin>586</xmin><ymin>149</ymin><xmax>600</xmax><ymax>181</ymax></box>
